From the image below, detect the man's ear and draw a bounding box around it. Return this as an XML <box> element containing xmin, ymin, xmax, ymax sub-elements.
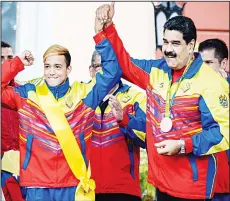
<box><xmin>188</xmin><ymin>39</ymin><xmax>196</xmax><ymax>54</ymax></box>
<box><xmin>220</xmin><ymin>58</ymin><xmax>228</xmax><ymax>71</ymax></box>
<box><xmin>67</xmin><ymin>65</ymin><xmax>72</xmax><ymax>75</ymax></box>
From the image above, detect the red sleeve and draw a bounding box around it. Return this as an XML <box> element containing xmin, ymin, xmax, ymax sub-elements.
<box><xmin>118</xmin><ymin>112</ymin><xmax>130</xmax><ymax>128</ymax></box>
<box><xmin>1</xmin><ymin>57</ymin><xmax>24</xmax><ymax>110</ymax></box>
<box><xmin>184</xmin><ymin>137</ymin><xmax>193</xmax><ymax>154</ymax></box>
<box><xmin>103</xmin><ymin>24</ymin><xmax>150</xmax><ymax>90</ymax></box>
<box><xmin>93</xmin><ymin>31</ymin><xmax>107</xmax><ymax>44</ymax></box>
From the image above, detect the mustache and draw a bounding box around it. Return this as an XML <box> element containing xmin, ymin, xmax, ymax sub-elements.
<box><xmin>164</xmin><ymin>51</ymin><xmax>177</xmax><ymax>57</ymax></box>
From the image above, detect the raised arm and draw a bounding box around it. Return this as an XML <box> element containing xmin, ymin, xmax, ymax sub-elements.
<box><xmin>1</xmin><ymin>52</ymin><xmax>34</xmax><ymax>110</ymax></box>
<box><xmin>82</xmin><ymin>17</ymin><xmax>122</xmax><ymax>110</ymax></box>
<box><xmin>104</xmin><ymin>24</ymin><xmax>163</xmax><ymax>90</ymax></box>
<box><xmin>95</xmin><ymin>3</ymin><xmax>164</xmax><ymax>90</ymax></box>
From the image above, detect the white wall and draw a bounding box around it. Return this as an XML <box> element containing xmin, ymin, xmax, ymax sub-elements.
<box><xmin>15</xmin><ymin>2</ymin><xmax>156</xmax><ymax>91</ymax></box>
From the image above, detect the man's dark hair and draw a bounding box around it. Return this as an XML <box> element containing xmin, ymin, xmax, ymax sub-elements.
<box><xmin>198</xmin><ymin>38</ymin><xmax>228</xmax><ymax>62</ymax></box>
<box><xmin>163</xmin><ymin>15</ymin><xmax>197</xmax><ymax>44</ymax></box>
<box><xmin>1</xmin><ymin>41</ymin><xmax>12</xmax><ymax>48</ymax></box>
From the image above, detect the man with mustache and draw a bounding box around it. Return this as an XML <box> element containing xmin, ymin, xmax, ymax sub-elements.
<box><xmin>94</xmin><ymin>3</ymin><xmax>229</xmax><ymax>201</ymax></box>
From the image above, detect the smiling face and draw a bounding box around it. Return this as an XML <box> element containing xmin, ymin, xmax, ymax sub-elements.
<box><xmin>162</xmin><ymin>29</ymin><xmax>195</xmax><ymax>70</ymax></box>
<box><xmin>44</xmin><ymin>55</ymin><xmax>71</xmax><ymax>87</ymax></box>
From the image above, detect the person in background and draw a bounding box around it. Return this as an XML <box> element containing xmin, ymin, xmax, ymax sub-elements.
<box><xmin>1</xmin><ymin>41</ymin><xmax>14</xmax><ymax>64</ymax></box>
<box><xmin>199</xmin><ymin>38</ymin><xmax>230</xmax><ymax>201</ymax></box>
<box><xmin>1</xmin><ymin>41</ymin><xmax>43</xmax><ymax>201</ymax></box>
<box><xmin>1</xmin><ymin>41</ymin><xmax>25</xmax><ymax>201</ymax></box>
<box><xmin>199</xmin><ymin>38</ymin><xmax>229</xmax><ymax>83</ymax></box>
<box><xmin>89</xmin><ymin>50</ymin><xmax>146</xmax><ymax>201</ymax></box>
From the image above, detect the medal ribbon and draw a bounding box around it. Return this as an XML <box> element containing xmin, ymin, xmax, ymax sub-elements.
<box><xmin>164</xmin><ymin>57</ymin><xmax>194</xmax><ymax>118</ymax></box>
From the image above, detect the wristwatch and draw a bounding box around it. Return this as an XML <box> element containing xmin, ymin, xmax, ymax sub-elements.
<box><xmin>178</xmin><ymin>138</ymin><xmax>186</xmax><ymax>154</ymax></box>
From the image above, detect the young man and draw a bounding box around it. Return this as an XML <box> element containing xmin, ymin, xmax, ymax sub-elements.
<box><xmin>199</xmin><ymin>38</ymin><xmax>230</xmax><ymax>201</ymax></box>
<box><xmin>1</xmin><ymin>18</ymin><xmax>122</xmax><ymax>201</ymax></box>
<box><xmin>89</xmin><ymin>50</ymin><xmax>146</xmax><ymax>201</ymax></box>
<box><xmin>199</xmin><ymin>38</ymin><xmax>229</xmax><ymax>83</ymax></box>
<box><xmin>94</xmin><ymin>3</ymin><xmax>229</xmax><ymax>201</ymax></box>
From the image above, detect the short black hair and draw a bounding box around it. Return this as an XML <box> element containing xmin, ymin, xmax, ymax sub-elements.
<box><xmin>198</xmin><ymin>38</ymin><xmax>228</xmax><ymax>62</ymax></box>
<box><xmin>1</xmin><ymin>41</ymin><xmax>12</xmax><ymax>48</ymax></box>
<box><xmin>163</xmin><ymin>15</ymin><xmax>197</xmax><ymax>44</ymax></box>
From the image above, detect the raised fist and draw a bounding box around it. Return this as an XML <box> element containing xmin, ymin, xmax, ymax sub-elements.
<box><xmin>96</xmin><ymin>2</ymin><xmax>115</xmax><ymax>27</ymax></box>
<box><xmin>94</xmin><ymin>16</ymin><xmax>104</xmax><ymax>34</ymax></box>
<box><xmin>19</xmin><ymin>50</ymin><xmax>34</xmax><ymax>66</ymax></box>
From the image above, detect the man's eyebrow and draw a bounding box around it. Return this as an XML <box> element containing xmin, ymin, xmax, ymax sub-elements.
<box><xmin>171</xmin><ymin>40</ymin><xmax>181</xmax><ymax>43</ymax></box>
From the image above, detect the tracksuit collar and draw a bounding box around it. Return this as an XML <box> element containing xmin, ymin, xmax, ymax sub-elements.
<box><xmin>45</xmin><ymin>78</ymin><xmax>70</xmax><ymax>99</ymax></box>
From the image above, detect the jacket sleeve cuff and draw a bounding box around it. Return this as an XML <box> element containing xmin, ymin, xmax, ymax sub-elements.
<box><xmin>14</xmin><ymin>56</ymin><xmax>25</xmax><ymax>71</ymax></box>
<box><xmin>93</xmin><ymin>31</ymin><xmax>107</xmax><ymax>44</ymax></box>
<box><xmin>103</xmin><ymin>23</ymin><xmax>116</xmax><ymax>36</ymax></box>
<box><xmin>184</xmin><ymin>137</ymin><xmax>193</xmax><ymax>154</ymax></box>
<box><xmin>118</xmin><ymin>112</ymin><xmax>129</xmax><ymax>128</ymax></box>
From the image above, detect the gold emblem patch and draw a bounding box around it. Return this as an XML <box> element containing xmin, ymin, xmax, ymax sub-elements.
<box><xmin>181</xmin><ymin>82</ymin><xmax>191</xmax><ymax>93</ymax></box>
<box><xmin>121</xmin><ymin>94</ymin><xmax>132</xmax><ymax>103</ymax></box>
<box><xmin>65</xmin><ymin>96</ymin><xmax>73</xmax><ymax>108</ymax></box>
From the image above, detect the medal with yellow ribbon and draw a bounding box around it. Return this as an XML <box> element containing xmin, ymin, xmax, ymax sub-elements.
<box><xmin>160</xmin><ymin>57</ymin><xmax>194</xmax><ymax>133</ymax></box>
<box><xmin>36</xmin><ymin>83</ymin><xmax>95</xmax><ymax>201</ymax></box>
